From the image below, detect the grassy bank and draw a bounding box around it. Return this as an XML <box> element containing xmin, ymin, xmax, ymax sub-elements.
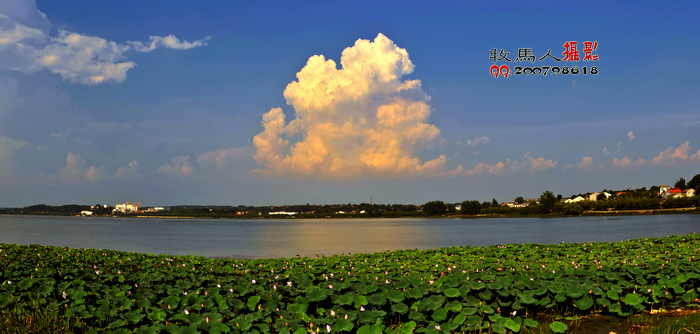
<box><xmin>2</xmin><ymin>234</ymin><xmax>700</xmax><ymax>333</ymax></box>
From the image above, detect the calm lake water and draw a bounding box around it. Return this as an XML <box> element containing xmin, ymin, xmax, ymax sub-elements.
<box><xmin>1</xmin><ymin>214</ymin><xmax>699</xmax><ymax>259</ymax></box>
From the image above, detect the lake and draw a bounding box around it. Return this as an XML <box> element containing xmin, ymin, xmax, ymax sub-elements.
<box><xmin>1</xmin><ymin>214</ymin><xmax>699</xmax><ymax>259</ymax></box>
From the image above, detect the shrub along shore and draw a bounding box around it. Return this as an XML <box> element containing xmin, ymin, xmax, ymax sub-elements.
<box><xmin>2</xmin><ymin>234</ymin><xmax>700</xmax><ymax>333</ymax></box>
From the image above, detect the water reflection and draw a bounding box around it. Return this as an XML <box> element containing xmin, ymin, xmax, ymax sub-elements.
<box><xmin>0</xmin><ymin>214</ymin><xmax>698</xmax><ymax>258</ymax></box>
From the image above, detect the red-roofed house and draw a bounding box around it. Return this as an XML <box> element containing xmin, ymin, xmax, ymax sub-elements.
<box><xmin>668</xmin><ymin>187</ymin><xmax>682</xmax><ymax>198</ymax></box>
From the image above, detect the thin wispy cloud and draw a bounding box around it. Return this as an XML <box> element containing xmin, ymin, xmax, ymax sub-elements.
<box><xmin>465</xmin><ymin>136</ymin><xmax>489</xmax><ymax>155</ymax></box>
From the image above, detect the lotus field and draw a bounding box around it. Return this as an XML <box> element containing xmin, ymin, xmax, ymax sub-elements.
<box><xmin>2</xmin><ymin>234</ymin><xmax>700</xmax><ymax>333</ymax></box>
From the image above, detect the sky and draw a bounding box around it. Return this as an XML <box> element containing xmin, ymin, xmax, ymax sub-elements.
<box><xmin>0</xmin><ymin>0</ymin><xmax>699</xmax><ymax>208</ymax></box>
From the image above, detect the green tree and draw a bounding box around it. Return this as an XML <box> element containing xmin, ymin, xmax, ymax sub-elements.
<box><xmin>514</xmin><ymin>196</ymin><xmax>524</xmax><ymax>204</ymax></box>
<box><xmin>557</xmin><ymin>194</ymin><xmax>563</xmax><ymax>201</ymax></box>
<box><xmin>446</xmin><ymin>203</ymin><xmax>456</xmax><ymax>214</ymax></box>
<box><xmin>422</xmin><ymin>201</ymin><xmax>446</xmax><ymax>216</ymax></box>
<box><xmin>461</xmin><ymin>200</ymin><xmax>481</xmax><ymax>215</ymax></box>
<box><xmin>491</xmin><ymin>198</ymin><xmax>499</xmax><ymax>207</ymax></box>
<box><xmin>675</xmin><ymin>177</ymin><xmax>687</xmax><ymax>190</ymax></box>
<box><xmin>539</xmin><ymin>191</ymin><xmax>556</xmax><ymax>213</ymax></box>
<box><xmin>687</xmin><ymin>173</ymin><xmax>700</xmax><ymax>192</ymax></box>
<box><xmin>481</xmin><ymin>201</ymin><xmax>491</xmax><ymax>209</ymax></box>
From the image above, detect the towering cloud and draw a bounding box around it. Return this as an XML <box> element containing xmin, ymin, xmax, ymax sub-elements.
<box><xmin>253</xmin><ymin>33</ymin><xmax>445</xmax><ymax>178</ymax></box>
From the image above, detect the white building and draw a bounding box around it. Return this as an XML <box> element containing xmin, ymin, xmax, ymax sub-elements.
<box><xmin>589</xmin><ymin>192</ymin><xmax>611</xmax><ymax>201</ymax></box>
<box><xmin>269</xmin><ymin>211</ymin><xmax>297</xmax><ymax>215</ymax></box>
<box><xmin>681</xmin><ymin>189</ymin><xmax>696</xmax><ymax>198</ymax></box>
<box><xmin>113</xmin><ymin>202</ymin><xmax>140</xmax><ymax>214</ymax></box>
<box><xmin>564</xmin><ymin>196</ymin><xmax>586</xmax><ymax>203</ymax></box>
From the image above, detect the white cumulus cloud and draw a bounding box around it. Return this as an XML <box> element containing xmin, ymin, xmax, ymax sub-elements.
<box><xmin>0</xmin><ymin>0</ymin><xmax>210</xmax><ymax>85</ymax></box>
<box><xmin>114</xmin><ymin>160</ymin><xmax>140</xmax><ymax>180</ymax></box>
<box><xmin>60</xmin><ymin>152</ymin><xmax>107</xmax><ymax>181</ymax></box>
<box><xmin>627</xmin><ymin>131</ymin><xmax>635</xmax><ymax>141</ymax></box>
<box><xmin>0</xmin><ymin>134</ymin><xmax>26</xmax><ymax>177</ymax></box>
<box><xmin>252</xmin><ymin>33</ymin><xmax>445</xmax><ymax>178</ymax></box>
<box><xmin>158</xmin><ymin>156</ymin><xmax>196</xmax><ymax>176</ymax></box>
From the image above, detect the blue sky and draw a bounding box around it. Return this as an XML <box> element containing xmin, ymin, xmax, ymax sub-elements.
<box><xmin>0</xmin><ymin>0</ymin><xmax>699</xmax><ymax>207</ymax></box>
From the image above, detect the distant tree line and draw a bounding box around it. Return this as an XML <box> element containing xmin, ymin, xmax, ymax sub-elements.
<box><xmin>0</xmin><ymin>204</ymin><xmax>113</xmax><ymax>216</ymax></box>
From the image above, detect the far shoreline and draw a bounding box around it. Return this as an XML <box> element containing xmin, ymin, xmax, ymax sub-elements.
<box><xmin>1</xmin><ymin>206</ymin><xmax>698</xmax><ymax>220</ymax></box>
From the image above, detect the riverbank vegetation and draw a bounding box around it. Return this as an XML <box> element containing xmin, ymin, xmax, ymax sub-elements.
<box><xmin>2</xmin><ymin>234</ymin><xmax>700</xmax><ymax>333</ymax></box>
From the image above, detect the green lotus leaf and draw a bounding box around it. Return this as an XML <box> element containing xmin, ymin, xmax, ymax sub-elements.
<box><xmin>520</xmin><ymin>295</ymin><xmax>537</xmax><ymax>304</ymax></box>
<box><xmin>386</xmin><ymin>290</ymin><xmax>405</xmax><ymax>303</ymax></box>
<box><xmin>575</xmin><ymin>295</ymin><xmax>594</xmax><ymax>310</ymax></box>
<box><xmin>17</xmin><ymin>278</ymin><xmax>34</xmax><ymax>289</ymax></box>
<box><xmin>287</xmin><ymin>303</ymin><xmax>307</xmax><ymax>313</ymax></box>
<box><xmin>410</xmin><ymin>277</ymin><xmax>423</xmax><ymax>287</ymax></box>
<box><xmin>136</xmin><ymin>326</ymin><xmax>160</xmax><ymax>334</ymax></box>
<box><xmin>622</xmin><ymin>293</ymin><xmax>642</xmax><ymax>306</ymax></box>
<box><xmin>185</xmin><ymin>313</ymin><xmax>204</xmax><ymax>326</ymax></box>
<box><xmin>463</xmin><ymin>307</ymin><xmax>477</xmax><ymax>315</ymax></box>
<box><xmin>396</xmin><ymin>280</ymin><xmax>411</xmax><ymax>289</ymax></box>
<box><xmin>228</xmin><ymin>298</ymin><xmax>244</xmax><ymax>310</ymax></box>
<box><xmin>443</xmin><ymin>287</ymin><xmax>460</xmax><ymax>298</ymax></box>
<box><xmin>234</xmin><ymin>318</ymin><xmax>252</xmax><ymax>331</ymax></box>
<box><xmin>549</xmin><ymin>321</ymin><xmax>568</xmax><ymax>333</ymax></box>
<box><xmin>37</xmin><ymin>284</ymin><xmax>52</xmax><ymax>294</ymax></box>
<box><xmin>423</xmin><ymin>300</ymin><xmax>438</xmax><ymax>311</ymax></box>
<box><xmin>246</xmin><ymin>295</ymin><xmax>261</xmax><ymax>310</ymax></box>
<box><xmin>608</xmin><ymin>303</ymin><xmax>621</xmax><ymax>313</ymax></box>
<box><xmin>468</xmin><ymin>281</ymin><xmax>486</xmax><ymax>290</ymax></box>
<box><xmin>453</xmin><ymin>313</ymin><xmax>466</xmax><ymax>325</ymax></box>
<box><xmin>263</xmin><ymin>299</ymin><xmax>277</xmax><ymax>310</ymax></box>
<box><xmin>481</xmin><ymin>274</ymin><xmax>495</xmax><ymax>281</ymax></box>
<box><xmin>682</xmin><ymin>290</ymin><xmax>698</xmax><ymax>303</ymax></box>
<box><xmin>565</xmin><ymin>286</ymin><xmax>586</xmax><ymax>299</ymax></box>
<box><xmin>523</xmin><ymin>318</ymin><xmax>539</xmax><ymax>328</ymax></box>
<box><xmin>533</xmin><ymin>286</ymin><xmax>548</xmax><ymax>296</ymax></box>
<box><xmin>363</xmin><ymin>284</ymin><xmax>379</xmax><ymax>294</ymax></box>
<box><xmin>673</xmin><ymin>285</ymin><xmax>686</xmax><ymax>294</ymax></box>
<box><xmin>333</xmin><ymin>318</ymin><xmax>354</xmax><ymax>332</ymax></box>
<box><xmin>358</xmin><ymin>308</ymin><xmax>377</xmax><ymax>324</ymax></box>
<box><xmin>354</xmin><ymin>295</ymin><xmax>368</xmax><ymax>308</ymax></box>
<box><xmin>335</xmin><ymin>293</ymin><xmax>354</xmax><ymax>305</ymax></box>
<box><xmin>432</xmin><ymin>308</ymin><xmax>448</xmax><ymax>322</ymax></box>
<box><xmin>478</xmin><ymin>289</ymin><xmax>492</xmax><ymax>301</ymax></box>
<box><xmin>467</xmin><ymin>314</ymin><xmax>482</xmax><ymax>326</ymax></box>
<box><xmin>445</xmin><ymin>300</ymin><xmax>462</xmax><ymax>312</ymax></box>
<box><xmin>395</xmin><ymin>321</ymin><xmax>417</xmax><ymax>334</ymax></box>
<box><xmin>357</xmin><ymin>324</ymin><xmax>384</xmax><ymax>334</ymax></box>
<box><xmin>368</xmin><ymin>293</ymin><xmax>386</xmax><ymax>306</ymax></box>
<box><xmin>124</xmin><ymin>312</ymin><xmax>143</xmax><ymax>324</ymax></box>
<box><xmin>406</xmin><ymin>288</ymin><xmax>423</xmax><ymax>299</ymax></box>
<box><xmin>427</xmin><ymin>295</ymin><xmax>445</xmax><ymax>307</ymax></box>
<box><xmin>409</xmin><ymin>311</ymin><xmax>426</xmax><ymax>322</ymax></box>
<box><xmin>597</xmin><ymin>297</ymin><xmax>611</xmax><ymax>307</ymax></box>
<box><xmin>391</xmin><ymin>302</ymin><xmax>409</xmax><ymax>314</ymax></box>
<box><xmin>505</xmin><ymin>318</ymin><xmax>520</xmax><ymax>332</ymax></box>
<box><xmin>306</xmin><ymin>287</ymin><xmax>327</xmax><ymax>302</ymax></box>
